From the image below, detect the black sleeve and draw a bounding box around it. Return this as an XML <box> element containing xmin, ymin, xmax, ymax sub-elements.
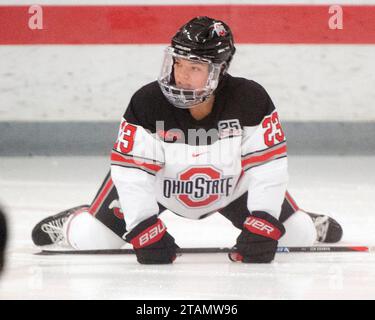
<box><xmin>240</xmin><ymin>80</ymin><xmax>276</xmax><ymax>127</ymax></box>
<box><xmin>122</xmin><ymin>82</ymin><xmax>161</xmax><ymax>133</ymax></box>
<box><xmin>123</xmin><ymin>97</ymin><xmax>155</xmax><ymax>132</ymax></box>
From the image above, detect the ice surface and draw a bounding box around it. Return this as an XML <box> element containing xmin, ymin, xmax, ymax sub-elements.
<box><xmin>0</xmin><ymin>156</ymin><xmax>374</xmax><ymax>299</ymax></box>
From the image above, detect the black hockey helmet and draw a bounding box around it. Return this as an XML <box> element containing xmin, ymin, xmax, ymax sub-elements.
<box><xmin>171</xmin><ymin>16</ymin><xmax>236</xmax><ymax>68</ymax></box>
<box><xmin>158</xmin><ymin>16</ymin><xmax>236</xmax><ymax>109</ymax></box>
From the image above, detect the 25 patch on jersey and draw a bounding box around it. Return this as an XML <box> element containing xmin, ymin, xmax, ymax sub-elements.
<box><xmin>218</xmin><ymin>119</ymin><xmax>242</xmax><ymax>139</ymax></box>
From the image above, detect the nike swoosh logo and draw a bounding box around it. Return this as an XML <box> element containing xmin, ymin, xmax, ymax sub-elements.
<box><xmin>192</xmin><ymin>152</ymin><xmax>209</xmax><ymax>157</ymax></box>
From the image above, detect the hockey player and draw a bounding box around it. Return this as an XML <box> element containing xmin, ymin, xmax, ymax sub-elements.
<box><xmin>32</xmin><ymin>16</ymin><xmax>342</xmax><ymax>264</ymax></box>
<box><xmin>0</xmin><ymin>206</ymin><xmax>7</xmax><ymax>273</ymax></box>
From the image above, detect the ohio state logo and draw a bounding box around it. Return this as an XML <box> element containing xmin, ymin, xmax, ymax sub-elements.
<box><xmin>163</xmin><ymin>166</ymin><xmax>233</xmax><ymax>208</ymax></box>
<box><xmin>212</xmin><ymin>22</ymin><xmax>227</xmax><ymax>37</ymax></box>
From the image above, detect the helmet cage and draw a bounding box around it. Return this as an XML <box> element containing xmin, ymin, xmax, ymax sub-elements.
<box><xmin>158</xmin><ymin>46</ymin><xmax>224</xmax><ymax>109</ymax></box>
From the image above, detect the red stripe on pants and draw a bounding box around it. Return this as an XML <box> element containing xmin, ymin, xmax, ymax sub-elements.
<box><xmin>89</xmin><ymin>177</ymin><xmax>114</xmax><ymax>216</ymax></box>
<box><xmin>285</xmin><ymin>191</ymin><xmax>300</xmax><ymax>212</ymax></box>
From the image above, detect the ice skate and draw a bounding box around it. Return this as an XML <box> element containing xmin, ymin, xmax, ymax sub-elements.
<box><xmin>306</xmin><ymin>212</ymin><xmax>343</xmax><ymax>243</ymax></box>
<box><xmin>31</xmin><ymin>205</ymin><xmax>89</xmax><ymax>247</ymax></box>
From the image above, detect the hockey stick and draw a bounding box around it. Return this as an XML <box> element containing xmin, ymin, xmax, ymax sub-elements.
<box><xmin>37</xmin><ymin>245</ymin><xmax>373</xmax><ymax>255</ymax></box>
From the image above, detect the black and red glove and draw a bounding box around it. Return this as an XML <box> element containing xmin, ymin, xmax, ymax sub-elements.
<box><xmin>125</xmin><ymin>216</ymin><xmax>179</xmax><ymax>264</ymax></box>
<box><xmin>229</xmin><ymin>211</ymin><xmax>285</xmax><ymax>263</ymax></box>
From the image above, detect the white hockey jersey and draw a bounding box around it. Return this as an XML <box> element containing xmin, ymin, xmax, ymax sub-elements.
<box><xmin>111</xmin><ymin>75</ymin><xmax>288</xmax><ymax>232</ymax></box>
